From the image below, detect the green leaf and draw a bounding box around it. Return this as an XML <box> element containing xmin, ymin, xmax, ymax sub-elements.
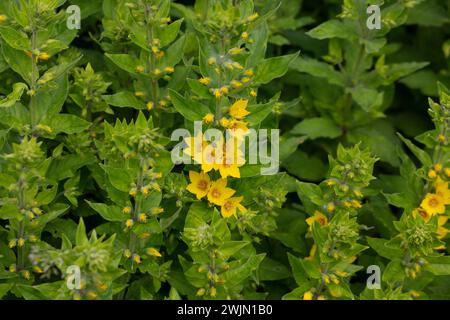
<box><xmin>398</xmin><ymin>133</ymin><xmax>432</xmax><ymax>167</ymax></box>
<box><xmin>222</xmin><ymin>254</ymin><xmax>266</xmax><ymax>288</ymax></box>
<box><xmin>0</xmin><ymin>283</ymin><xmax>13</xmax><ymax>299</ymax></box>
<box><xmin>35</xmin><ymin>74</ymin><xmax>69</xmax><ymax>120</ymax></box>
<box><xmin>41</xmin><ymin>114</ymin><xmax>90</xmax><ymax>134</ymax></box>
<box><xmin>291</xmin><ymin>117</ymin><xmax>341</xmax><ymax>139</ymax></box>
<box><xmin>2</xmin><ymin>43</ymin><xmax>32</xmax><ymax>84</ymax></box>
<box><xmin>106</xmin><ymin>53</ymin><xmax>140</xmax><ymax>75</ymax></box>
<box><xmin>306</xmin><ymin>20</ymin><xmax>357</xmax><ymax>41</ymax></box>
<box><xmin>258</xmin><ymin>257</ymin><xmax>290</xmax><ymax>281</ymax></box>
<box><xmin>0</xmin><ymin>83</ymin><xmax>28</xmax><ymax>108</ymax></box>
<box><xmin>75</xmin><ymin>218</ymin><xmax>88</xmax><ymax>246</ymax></box>
<box><xmin>169</xmin><ymin>89</ymin><xmax>210</xmax><ymax>121</ymax></box>
<box><xmin>0</xmin><ymin>26</ymin><xmax>30</xmax><ymax>51</ymax></box>
<box><xmin>425</xmin><ymin>256</ymin><xmax>450</xmax><ymax>276</ymax></box>
<box><xmin>86</xmin><ymin>201</ymin><xmax>127</xmax><ymax>222</ymax></box>
<box><xmin>218</xmin><ymin>241</ymin><xmax>250</xmax><ymax>259</ymax></box>
<box><xmin>246</xmin><ymin>99</ymin><xmax>277</xmax><ymax>126</ymax></box>
<box><xmin>367</xmin><ymin>237</ymin><xmax>402</xmax><ymax>260</ymax></box>
<box><xmin>254</xmin><ymin>52</ymin><xmax>299</xmax><ymax>84</ymax></box>
<box><xmin>0</xmin><ymin>204</ymin><xmax>21</xmax><ymax>220</ymax></box>
<box><xmin>291</xmin><ymin>57</ymin><xmax>345</xmax><ymax>86</ymax></box>
<box><xmin>382</xmin><ymin>259</ymin><xmax>405</xmax><ymax>283</ymax></box>
<box><xmin>102</xmin><ymin>91</ymin><xmax>146</xmax><ymax>110</ymax></box>
<box><xmin>103</xmin><ymin>166</ymin><xmax>134</xmax><ymax>192</ymax></box>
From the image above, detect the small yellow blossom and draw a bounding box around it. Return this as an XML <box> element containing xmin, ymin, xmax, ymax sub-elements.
<box><xmin>18</xmin><ymin>238</ymin><xmax>25</xmax><ymax>247</ymax></box>
<box><xmin>434</xmin><ymin>163</ymin><xmax>442</xmax><ymax>172</ymax></box>
<box><xmin>244</xmin><ymin>69</ymin><xmax>254</xmax><ymax>77</ymax></box>
<box><xmin>207</xmin><ymin>57</ymin><xmax>216</xmax><ymax>65</ymax></box>
<box><xmin>147</xmin><ymin>102</ymin><xmax>154</xmax><ymax>111</ymax></box>
<box><xmin>435</xmin><ymin>178</ymin><xmax>450</xmax><ymax>205</ymax></box>
<box><xmin>124</xmin><ymin>249</ymin><xmax>132</xmax><ymax>258</ymax></box>
<box><xmin>125</xmin><ymin>219</ymin><xmax>134</xmax><ymax>228</ymax></box>
<box><xmin>220</xmin><ymin>86</ymin><xmax>229</xmax><ymax>95</ymax></box>
<box><xmin>231</xmin><ymin>80</ymin><xmax>242</xmax><ymax>88</ymax></box>
<box><xmin>135</xmin><ymin>65</ymin><xmax>145</xmax><ymax>73</ymax></box>
<box><xmin>247</xmin><ymin>13</ymin><xmax>259</xmax><ymax>22</ymax></box>
<box><xmin>214</xmin><ymin>89</ymin><xmax>222</xmax><ymax>98</ymax></box>
<box><xmin>305</xmin><ymin>211</ymin><xmax>328</xmax><ymax>230</ymax></box>
<box><xmin>428</xmin><ymin>169</ymin><xmax>437</xmax><ymax>179</ymax></box>
<box><xmin>220</xmin><ymin>117</ymin><xmax>230</xmax><ymax>128</ymax></box>
<box><xmin>250</xmin><ymin>89</ymin><xmax>257</xmax><ymax>97</ymax></box>
<box><xmin>445</xmin><ymin>168</ymin><xmax>450</xmax><ymax>177</ymax></box>
<box><xmin>207</xmin><ymin>179</ymin><xmax>236</xmax><ymax>206</ymax></box>
<box><xmin>241</xmin><ymin>77</ymin><xmax>251</xmax><ymax>83</ymax></box>
<box><xmin>147</xmin><ymin>247</ymin><xmax>162</xmax><ymax>257</ymax></box>
<box><xmin>133</xmin><ymin>255</ymin><xmax>141</xmax><ymax>264</ymax></box>
<box><xmin>241</xmin><ymin>31</ymin><xmax>249</xmax><ymax>40</ymax></box>
<box><xmin>138</xmin><ymin>213</ymin><xmax>147</xmax><ymax>223</ymax></box>
<box><xmin>38</xmin><ymin>52</ymin><xmax>50</xmax><ymax>61</ymax></box>
<box><xmin>229</xmin><ymin>47</ymin><xmax>244</xmax><ymax>55</ymax></box>
<box><xmin>23</xmin><ymin>271</ymin><xmax>31</xmax><ymax>280</ymax></box>
<box><xmin>229</xmin><ymin>99</ymin><xmax>250</xmax><ymax>119</ymax></box>
<box><xmin>199</xmin><ymin>77</ymin><xmax>211</xmax><ymax>85</ymax></box>
<box><xmin>9</xmin><ymin>264</ymin><xmax>16</xmax><ymax>273</ymax></box>
<box><xmin>8</xmin><ymin>239</ymin><xmax>16</xmax><ymax>248</ymax></box>
<box><xmin>221</xmin><ymin>196</ymin><xmax>247</xmax><ymax>218</ymax></box>
<box><xmin>203</xmin><ymin>113</ymin><xmax>214</xmax><ymax>124</ymax></box>
<box><xmin>153</xmin><ymin>68</ymin><xmax>161</xmax><ymax>76</ymax></box>
<box><xmin>438</xmin><ymin>134</ymin><xmax>446</xmax><ymax>143</ymax></box>
<box><xmin>420</xmin><ymin>193</ymin><xmax>446</xmax><ymax>215</ymax></box>
<box><xmin>0</xmin><ymin>15</ymin><xmax>8</xmax><ymax>23</ymax></box>
<box><xmin>87</xmin><ymin>291</ymin><xmax>98</xmax><ymax>300</ymax></box>
<box><xmin>210</xmin><ymin>287</ymin><xmax>217</xmax><ymax>297</ymax></box>
<box><xmin>165</xmin><ymin>66</ymin><xmax>174</xmax><ymax>73</ymax></box>
<box><xmin>197</xmin><ymin>288</ymin><xmax>206</xmax><ymax>296</ymax></box>
<box><xmin>134</xmin><ymin>91</ymin><xmax>146</xmax><ymax>97</ymax></box>
<box><xmin>327</xmin><ymin>202</ymin><xmax>335</xmax><ymax>213</ymax></box>
<box><xmin>187</xmin><ymin>171</ymin><xmax>211</xmax><ymax>200</ymax></box>
<box><xmin>303</xmin><ymin>291</ymin><xmax>313</xmax><ymax>300</ymax></box>
<box><xmin>151</xmin><ymin>207</ymin><xmax>164</xmax><ymax>215</ymax></box>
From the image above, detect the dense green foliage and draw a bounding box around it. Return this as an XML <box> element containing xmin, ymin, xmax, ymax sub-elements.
<box><xmin>0</xmin><ymin>0</ymin><xmax>449</xmax><ymax>300</ymax></box>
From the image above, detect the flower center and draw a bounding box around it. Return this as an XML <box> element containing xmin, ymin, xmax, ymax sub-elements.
<box><xmin>428</xmin><ymin>198</ymin><xmax>439</xmax><ymax>208</ymax></box>
<box><xmin>212</xmin><ymin>188</ymin><xmax>221</xmax><ymax>198</ymax></box>
<box><xmin>224</xmin><ymin>201</ymin><xmax>233</xmax><ymax>211</ymax></box>
<box><xmin>197</xmin><ymin>180</ymin><xmax>208</xmax><ymax>191</ymax></box>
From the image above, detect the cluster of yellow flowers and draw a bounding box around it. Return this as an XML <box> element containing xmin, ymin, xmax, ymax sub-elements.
<box><xmin>186</xmin><ymin>171</ymin><xmax>247</xmax><ymax>218</ymax></box>
<box><xmin>413</xmin><ymin>164</ymin><xmax>450</xmax><ymax>242</ymax></box>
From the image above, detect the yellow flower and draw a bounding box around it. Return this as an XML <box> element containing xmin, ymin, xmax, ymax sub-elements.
<box><xmin>229</xmin><ymin>99</ymin><xmax>250</xmax><ymax>119</ymax></box>
<box><xmin>125</xmin><ymin>219</ymin><xmax>134</xmax><ymax>228</ymax></box>
<box><xmin>428</xmin><ymin>169</ymin><xmax>437</xmax><ymax>179</ymax></box>
<box><xmin>38</xmin><ymin>52</ymin><xmax>50</xmax><ymax>61</ymax></box>
<box><xmin>122</xmin><ymin>207</ymin><xmax>132</xmax><ymax>214</ymax></box>
<box><xmin>434</xmin><ymin>178</ymin><xmax>450</xmax><ymax>205</ymax></box>
<box><xmin>124</xmin><ymin>249</ymin><xmax>132</xmax><ymax>258</ymax></box>
<box><xmin>142</xmin><ymin>186</ymin><xmax>149</xmax><ymax>196</ymax></box>
<box><xmin>184</xmin><ymin>133</ymin><xmax>207</xmax><ymax>164</ymax></box>
<box><xmin>23</xmin><ymin>270</ymin><xmax>31</xmax><ymax>280</ymax></box>
<box><xmin>437</xmin><ymin>216</ymin><xmax>448</xmax><ymax>239</ymax></box>
<box><xmin>203</xmin><ymin>113</ymin><xmax>214</xmax><ymax>124</ymax></box>
<box><xmin>412</xmin><ymin>207</ymin><xmax>432</xmax><ymax>221</ymax></box>
<box><xmin>87</xmin><ymin>291</ymin><xmax>97</xmax><ymax>300</ymax></box>
<box><xmin>201</xmin><ymin>141</ymin><xmax>224</xmax><ymax>173</ymax></box>
<box><xmin>153</xmin><ymin>68</ymin><xmax>161</xmax><ymax>76</ymax></box>
<box><xmin>207</xmin><ymin>57</ymin><xmax>216</xmax><ymax>65</ymax></box>
<box><xmin>241</xmin><ymin>77</ymin><xmax>251</xmax><ymax>83</ymax></box>
<box><xmin>135</xmin><ymin>65</ymin><xmax>145</xmax><ymax>73</ymax></box>
<box><xmin>303</xmin><ymin>291</ymin><xmax>313</xmax><ymax>300</ymax></box>
<box><xmin>317</xmin><ymin>295</ymin><xmax>326</xmax><ymax>300</ymax></box>
<box><xmin>221</xmin><ymin>196</ymin><xmax>247</xmax><ymax>218</ymax></box>
<box><xmin>147</xmin><ymin>247</ymin><xmax>162</xmax><ymax>257</ymax></box>
<box><xmin>250</xmin><ymin>89</ymin><xmax>257</xmax><ymax>97</ymax></box>
<box><xmin>164</xmin><ymin>66</ymin><xmax>174</xmax><ymax>73</ymax></box>
<box><xmin>199</xmin><ymin>77</ymin><xmax>211</xmax><ymax>85</ymax></box>
<box><xmin>214</xmin><ymin>89</ymin><xmax>222</xmax><ymax>98</ymax></box>
<box><xmin>210</xmin><ymin>287</ymin><xmax>217</xmax><ymax>297</ymax></box>
<box><xmin>229</xmin><ymin>47</ymin><xmax>244</xmax><ymax>55</ymax></box>
<box><xmin>231</xmin><ymin>80</ymin><xmax>242</xmax><ymax>88</ymax></box>
<box><xmin>247</xmin><ymin>13</ymin><xmax>259</xmax><ymax>21</ymax></box>
<box><xmin>147</xmin><ymin>102</ymin><xmax>154</xmax><ymax>111</ymax></box>
<box><xmin>241</xmin><ymin>31</ymin><xmax>249</xmax><ymax>40</ymax></box>
<box><xmin>220</xmin><ymin>117</ymin><xmax>230</xmax><ymax>128</ymax></box>
<box><xmin>335</xmin><ymin>271</ymin><xmax>349</xmax><ymax>277</ymax></box>
<box><xmin>227</xmin><ymin>119</ymin><xmax>249</xmax><ymax>137</ymax></box>
<box><xmin>244</xmin><ymin>69</ymin><xmax>254</xmax><ymax>77</ymax></box>
<box><xmin>434</xmin><ymin>163</ymin><xmax>442</xmax><ymax>172</ymax></box>
<box><xmin>420</xmin><ymin>193</ymin><xmax>446</xmax><ymax>215</ymax></box>
<box><xmin>135</xmin><ymin>91</ymin><xmax>145</xmax><ymax>97</ymax></box>
<box><xmin>133</xmin><ymin>255</ymin><xmax>141</xmax><ymax>264</ymax></box>
<box><xmin>305</xmin><ymin>211</ymin><xmax>328</xmax><ymax>231</ymax></box>
<box><xmin>0</xmin><ymin>15</ymin><xmax>8</xmax><ymax>23</ymax></box>
<box><xmin>218</xmin><ymin>163</ymin><xmax>241</xmax><ymax>179</ymax></box>
<box><xmin>327</xmin><ymin>202</ymin><xmax>335</xmax><ymax>213</ymax></box>
<box><xmin>445</xmin><ymin>168</ymin><xmax>450</xmax><ymax>177</ymax></box>
<box><xmin>9</xmin><ymin>264</ymin><xmax>16</xmax><ymax>273</ymax></box>
<box><xmin>197</xmin><ymin>288</ymin><xmax>206</xmax><ymax>296</ymax></box>
<box><xmin>186</xmin><ymin>171</ymin><xmax>211</xmax><ymax>200</ymax></box>
<box><xmin>207</xmin><ymin>179</ymin><xmax>236</xmax><ymax>206</ymax></box>
<box><xmin>8</xmin><ymin>239</ymin><xmax>16</xmax><ymax>248</ymax></box>
<box><xmin>18</xmin><ymin>238</ymin><xmax>25</xmax><ymax>247</ymax></box>
<box><xmin>151</xmin><ymin>207</ymin><xmax>164</xmax><ymax>215</ymax></box>
<box><xmin>138</xmin><ymin>213</ymin><xmax>147</xmax><ymax>223</ymax></box>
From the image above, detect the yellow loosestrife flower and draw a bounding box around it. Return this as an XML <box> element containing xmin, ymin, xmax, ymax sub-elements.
<box><xmin>203</xmin><ymin>113</ymin><xmax>214</xmax><ymax>124</ymax></box>
<box><xmin>147</xmin><ymin>247</ymin><xmax>162</xmax><ymax>257</ymax></box>
<box><xmin>207</xmin><ymin>179</ymin><xmax>236</xmax><ymax>206</ymax></box>
<box><xmin>305</xmin><ymin>211</ymin><xmax>328</xmax><ymax>231</ymax></box>
<box><xmin>186</xmin><ymin>171</ymin><xmax>211</xmax><ymax>200</ymax></box>
<box><xmin>229</xmin><ymin>99</ymin><xmax>250</xmax><ymax>119</ymax></box>
<box><xmin>221</xmin><ymin>196</ymin><xmax>247</xmax><ymax>218</ymax></box>
<box><xmin>420</xmin><ymin>193</ymin><xmax>446</xmax><ymax>215</ymax></box>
